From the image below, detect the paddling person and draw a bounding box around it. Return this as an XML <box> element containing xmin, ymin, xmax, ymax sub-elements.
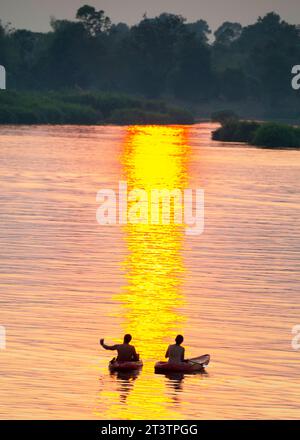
<box><xmin>100</xmin><ymin>334</ymin><xmax>139</xmax><ymax>362</ymax></box>
<box><xmin>165</xmin><ymin>334</ymin><xmax>185</xmax><ymax>363</ymax></box>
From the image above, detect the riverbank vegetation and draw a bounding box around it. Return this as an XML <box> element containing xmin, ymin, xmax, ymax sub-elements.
<box><xmin>0</xmin><ymin>91</ymin><xmax>194</xmax><ymax>124</ymax></box>
<box><xmin>212</xmin><ymin>113</ymin><xmax>300</xmax><ymax>148</ymax></box>
<box><xmin>1</xmin><ymin>6</ymin><xmax>300</xmax><ymax>121</ymax></box>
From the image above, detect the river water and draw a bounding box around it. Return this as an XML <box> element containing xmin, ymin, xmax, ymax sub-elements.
<box><xmin>0</xmin><ymin>123</ymin><xmax>299</xmax><ymax>419</ymax></box>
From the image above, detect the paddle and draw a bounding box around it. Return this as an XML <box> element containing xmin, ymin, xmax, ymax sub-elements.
<box><xmin>187</xmin><ymin>354</ymin><xmax>210</xmax><ymax>367</ymax></box>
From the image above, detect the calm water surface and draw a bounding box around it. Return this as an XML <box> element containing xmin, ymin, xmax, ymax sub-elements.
<box><xmin>0</xmin><ymin>123</ymin><xmax>299</xmax><ymax>419</ymax></box>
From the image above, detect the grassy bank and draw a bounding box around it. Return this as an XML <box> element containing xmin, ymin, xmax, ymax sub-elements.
<box><xmin>212</xmin><ymin>112</ymin><xmax>300</xmax><ymax>148</ymax></box>
<box><xmin>0</xmin><ymin>91</ymin><xmax>194</xmax><ymax>125</ymax></box>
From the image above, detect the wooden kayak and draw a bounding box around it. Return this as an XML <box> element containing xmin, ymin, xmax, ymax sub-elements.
<box><xmin>109</xmin><ymin>359</ymin><xmax>143</xmax><ymax>372</ymax></box>
<box><xmin>155</xmin><ymin>354</ymin><xmax>210</xmax><ymax>374</ymax></box>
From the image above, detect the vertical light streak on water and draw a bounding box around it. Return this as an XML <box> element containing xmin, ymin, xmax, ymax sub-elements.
<box><xmin>97</xmin><ymin>126</ymin><xmax>191</xmax><ymax>419</ymax></box>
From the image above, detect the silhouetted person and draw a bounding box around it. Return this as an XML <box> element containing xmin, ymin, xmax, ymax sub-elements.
<box><xmin>165</xmin><ymin>335</ymin><xmax>185</xmax><ymax>363</ymax></box>
<box><xmin>100</xmin><ymin>334</ymin><xmax>139</xmax><ymax>362</ymax></box>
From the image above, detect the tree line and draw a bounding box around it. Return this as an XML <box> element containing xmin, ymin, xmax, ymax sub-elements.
<box><xmin>1</xmin><ymin>5</ymin><xmax>300</xmax><ymax>115</ymax></box>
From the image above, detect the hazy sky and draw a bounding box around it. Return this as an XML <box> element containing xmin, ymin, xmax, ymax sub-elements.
<box><xmin>1</xmin><ymin>0</ymin><xmax>300</xmax><ymax>32</ymax></box>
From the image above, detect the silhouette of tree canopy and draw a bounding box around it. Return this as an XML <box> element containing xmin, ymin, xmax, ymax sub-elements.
<box><xmin>76</xmin><ymin>5</ymin><xmax>111</xmax><ymax>36</ymax></box>
<box><xmin>214</xmin><ymin>22</ymin><xmax>242</xmax><ymax>46</ymax></box>
<box><xmin>1</xmin><ymin>6</ymin><xmax>300</xmax><ymax>115</ymax></box>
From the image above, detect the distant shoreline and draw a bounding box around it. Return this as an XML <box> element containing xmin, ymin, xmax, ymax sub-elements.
<box><xmin>1</xmin><ymin>94</ymin><xmax>300</xmax><ymax>150</ymax></box>
<box><xmin>0</xmin><ymin>91</ymin><xmax>194</xmax><ymax>126</ymax></box>
<box><xmin>212</xmin><ymin>114</ymin><xmax>300</xmax><ymax>149</ymax></box>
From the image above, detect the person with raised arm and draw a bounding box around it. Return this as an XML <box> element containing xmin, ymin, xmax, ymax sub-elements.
<box><xmin>100</xmin><ymin>334</ymin><xmax>139</xmax><ymax>362</ymax></box>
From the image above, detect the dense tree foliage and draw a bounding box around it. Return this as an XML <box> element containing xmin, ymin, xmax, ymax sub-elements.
<box><xmin>1</xmin><ymin>7</ymin><xmax>300</xmax><ymax>116</ymax></box>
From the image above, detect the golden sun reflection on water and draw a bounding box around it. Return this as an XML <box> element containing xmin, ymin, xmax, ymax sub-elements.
<box><xmin>120</xmin><ymin>125</ymin><xmax>190</xmax><ymax>358</ymax></box>
<box><xmin>97</xmin><ymin>126</ymin><xmax>191</xmax><ymax>419</ymax></box>
<box><xmin>1</xmin><ymin>125</ymin><xmax>300</xmax><ymax>419</ymax></box>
